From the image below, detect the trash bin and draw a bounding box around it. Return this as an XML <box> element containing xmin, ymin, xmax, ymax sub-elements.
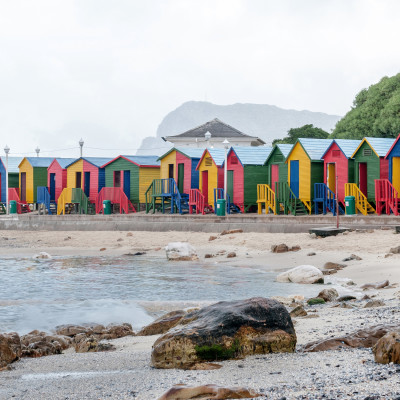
<box><xmin>103</xmin><ymin>200</ymin><xmax>111</xmax><ymax>215</ymax></box>
<box><xmin>216</xmin><ymin>199</ymin><xmax>226</xmax><ymax>216</ymax></box>
<box><xmin>344</xmin><ymin>196</ymin><xmax>355</xmax><ymax>215</ymax></box>
<box><xmin>9</xmin><ymin>200</ymin><xmax>17</xmax><ymax>214</ymax></box>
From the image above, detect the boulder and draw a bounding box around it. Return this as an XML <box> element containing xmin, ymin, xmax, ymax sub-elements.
<box><xmin>0</xmin><ymin>332</ymin><xmax>21</xmax><ymax>369</ymax></box>
<box><xmin>157</xmin><ymin>384</ymin><xmax>261</xmax><ymax>399</ymax></box>
<box><xmin>276</xmin><ymin>265</ymin><xmax>324</xmax><ymax>284</ymax></box>
<box><xmin>20</xmin><ymin>331</ymin><xmax>72</xmax><ymax>358</ymax></box>
<box><xmin>337</xmin><ymin>295</ymin><xmax>357</xmax><ymax>302</ymax></box>
<box><xmin>151</xmin><ymin>297</ymin><xmax>296</xmax><ymax>369</ymax></box>
<box><xmin>271</xmin><ymin>243</ymin><xmax>289</xmax><ymax>253</ymax></box>
<box><xmin>390</xmin><ymin>246</ymin><xmax>400</xmax><ymax>254</ymax></box>
<box><xmin>318</xmin><ymin>288</ymin><xmax>339</xmax><ymax>302</ymax></box>
<box><xmin>138</xmin><ymin>311</ymin><xmax>186</xmax><ymax>336</ymax></box>
<box><xmin>226</xmin><ymin>252</ymin><xmax>236</xmax><ymax>258</ymax></box>
<box><xmin>373</xmin><ymin>331</ymin><xmax>400</xmax><ymax>364</ymax></box>
<box><xmin>74</xmin><ymin>336</ymin><xmax>115</xmax><ymax>353</ymax></box>
<box><xmin>55</xmin><ymin>324</ymin><xmax>89</xmax><ymax>337</ymax></box>
<box><xmin>360</xmin><ymin>280</ymin><xmax>389</xmax><ymax>290</ymax></box>
<box><xmin>303</xmin><ymin>324</ymin><xmax>400</xmax><ymax>352</ymax></box>
<box><xmin>323</xmin><ymin>262</ymin><xmax>346</xmax><ymax>270</ymax></box>
<box><xmin>364</xmin><ymin>300</ymin><xmax>385</xmax><ymax>308</ymax></box>
<box><xmin>290</xmin><ymin>305</ymin><xmax>307</xmax><ymax>317</ymax></box>
<box><xmin>165</xmin><ymin>242</ymin><xmax>198</xmax><ymax>261</ymax></box>
<box><xmin>220</xmin><ymin>229</ymin><xmax>243</xmax><ymax>236</ymax></box>
<box><xmin>102</xmin><ymin>323</ymin><xmax>134</xmax><ymax>339</ymax></box>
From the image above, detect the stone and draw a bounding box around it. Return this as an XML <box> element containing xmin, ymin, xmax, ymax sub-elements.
<box><xmin>165</xmin><ymin>242</ymin><xmax>198</xmax><ymax>261</ymax></box>
<box><xmin>321</xmin><ymin>269</ymin><xmax>337</xmax><ymax>275</ymax></box>
<box><xmin>307</xmin><ymin>252</ymin><xmax>316</xmax><ymax>256</ymax></box>
<box><xmin>100</xmin><ymin>248</ymin><xmax>106</xmax><ymax>251</ymax></box>
<box><xmin>0</xmin><ymin>332</ymin><xmax>21</xmax><ymax>369</ymax></box>
<box><xmin>32</xmin><ymin>252</ymin><xmax>52</xmax><ymax>260</ymax></box>
<box><xmin>337</xmin><ymin>295</ymin><xmax>357</xmax><ymax>302</ymax></box>
<box><xmin>55</xmin><ymin>324</ymin><xmax>88</xmax><ymax>337</ymax></box>
<box><xmin>126</xmin><ymin>232</ymin><xmax>133</xmax><ymax>237</ymax></box>
<box><xmin>290</xmin><ymin>305</ymin><xmax>307</xmax><ymax>317</ymax></box>
<box><xmin>276</xmin><ymin>265</ymin><xmax>324</xmax><ymax>284</ymax></box>
<box><xmin>102</xmin><ymin>323</ymin><xmax>134</xmax><ymax>339</ymax></box>
<box><xmin>220</xmin><ymin>229</ymin><xmax>243</xmax><ymax>236</ymax></box>
<box><xmin>209</xmin><ymin>236</ymin><xmax>218</xmax><ymax>241</ymax></box>
<box><xmin>290</xmin><ymin>245</ymin><xmax>301</xmax><ymax>252</ymax></box>
<box><xmin>20</xmin><ymin>331</ymin><xmax>72</xmax><ymax>358</ymax></box>
<box><xmin>323</xmin><ymin>262</ymin><xmax>346</xmax><ymax>270</ymax></box>
<box><xmin>364</xmin><ymin>300</ymin><xmax>386</xmax><ymax>308</ymax></box>
<box><xmin>390</xmin><ymin>246</ymin><xmax>400</xmax><ymax>254</ymax></box>
<box><xmin>317</xmin><ymin>288</ymin><xmax>339</xmax><ymax>302</ymax></box>
<box><xmin>151</xmin><ymin>297</ymin><xmax>296</xmax><ymax>369</ymax></box>
<box><xmin>360</xmin><ymin>280</ymin><xmax>389</xmax><ymax>290</ymax></box>
<box><xmin>157</xmin><ymin>384</ymin><xmax>262</xmax><ymax>400</ymax></box>
<box><xmin>55</xmin><ymin>323</ymin><xmax>134</xmax><ymax>341</ymax></box>
<box><xmin>303</xmin><ymin>324</ymin><xmax>400</xmax><ymax>352</ymax></box>
<box><xmin>226</xmin><ymin>252</ymin><xmax>236</xmax><ymax>258</ymax></box>
<box><xmin>342</xmin><ymin>254</ymin><xmax>362</xmax><ymax>261</ymax></box>
<box><xmin>373</xmin><ymin>330</ymin><xmax>400</xmax><ymax>364</ymax></box>
<box><xmin>138</xmin><ymin>311</ymin><xmax>186</xmax><ymax>336</ymax></box>
<box><xmin>307</xmin><ymin>298</ymin><xmax>325</xmax><ymax>305</ymax></box>
<box><xmin>204</xmin><ymin>254</ymin><xmax>215</xmax><ymax>258</ymax></box>
<box><xmin>271</xmin><ymin>244</ymin><xmax>289</xmax><ymax>253</ymax></box>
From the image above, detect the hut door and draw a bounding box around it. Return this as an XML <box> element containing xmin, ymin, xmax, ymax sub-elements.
<box><xmin>271</xmin><ymin>164</ymin><xmax>279</xmax><ymax>191</ymax></box>
<box><xmin>84</xmin><ymin>172</ymin><xmax>90</xmax><ymax>197</ymax></box>
<box><xmin>123</xmin><ymin>170</ymin><xmax>130</xmax><ymax>198</ymax></box>
<box><xmin>168</xmin><ymin>164</ymin><xmax>174</xmax><ymax>179</ymax></box>
<box><xmin>359</xmin><ymin>163</ymin><xmax>368</xmax><ymax>196</ymax></box>
<box><xmin>202</xmin><ymin>171</ymin><xmax>208</xmax><ymax>204</ymax></box>
<box><xmin>49</xmin><ymin>173</ymin><xmax>56</xmax><ymax>201</ymax></box>
<box><xmin>177</xmin><ymin>164</ymin><xmax>184</xmax><ymax>193</ymax></box>
<box><xmin>290</xmin><ymin>160</ymin><xmax>299</xmax><ymax>198</ymax></box>
<box><xmin>392</xmin><ymin>157</ymin><xmax>400</xmax><ymax>192</ymax></box>
<box><xmin>75</xmin><ymin>172</ymin><xmax>82</xmax><ymax>188</ymax></box>
<box><xmin>21</xmin><ymin>172</ymin><xmax>26</xmax><ymax>201</ymax></box>
<box><xmin>327</xmin><ymin>164</ymin><xmax>336</xmax><ymax>192</ymax></box>
<box><xmin>114</xmin><ymin>171</ymin><xmax>121</xmax><ymax>187</ymax></box>
<box><xmin>227</xmin><ymin>170</ymin><xmax>234</xmax><ymax>200</ymax></box>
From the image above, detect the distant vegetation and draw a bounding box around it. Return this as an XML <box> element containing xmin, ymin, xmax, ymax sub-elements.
<box><xmin>272</xmin><ymin>124</ymin><xmax>329</xmax><ymax>145</ymax></box>
<box><xmin>332</xmin><ymin>73</ymin><xmax>400</xmax><ymax>139</ymax></box>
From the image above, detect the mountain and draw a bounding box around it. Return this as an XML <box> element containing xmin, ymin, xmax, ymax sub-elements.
<box><xmin>136</xmin><ymin>101</ymin><xmax>341</xmax><ymax>155</ymax></box>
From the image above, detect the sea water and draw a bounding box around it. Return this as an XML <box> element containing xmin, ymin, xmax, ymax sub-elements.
<box><xmin>0</xmin><ymin>256</ymin><xmax>321</xmax><ymax>334</ymax></box>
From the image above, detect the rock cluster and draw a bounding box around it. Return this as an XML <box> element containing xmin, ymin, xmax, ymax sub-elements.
<box><xmin>138</xmin><ymin>311</ymin><xmax>186</xmax><ymax>336</ymax></box>
<box><xmin>20</xmin><ymin>330</ymin><xmax>72</xmax><ymax>358</ymax></box>
<box><xmin>271</xmin><ymin>243</ymin><xmax>301</xmax><ymax>253</ymax></box>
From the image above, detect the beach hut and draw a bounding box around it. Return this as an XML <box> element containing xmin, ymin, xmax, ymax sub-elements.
<box><xmin>350</xmin><ymin>137</ymin><xmax>395</xmax><ymax>202</ymax></box>
<box><xmin>285</xmin><ymin>139</ymin><xmax>333</xmax><ymax>213</ymax></box>
<box><xmin>0</xmin><ymin>158</ymin><xmax>5</xmax><ymax>204</ymax></box>
<box><xmin>65</xmin><ymin>157</ymin><xmax>112</xmax><ymax>202</ymax></box>
<box><xmin>384</xmin><ymin>134</ymin><xmax>400</xmax><ymax>193</ymax></box>
<box><xmin>18</xmin><ymin>157</ymin><xmax>54</xmax><ymax>203</ymax></box>
<box><xmin>102</xmin><ymin>155</ymin><xmax>160</xmax><ymax>209</ymax></box>
<box><xmin>225</xmin><ymin>146</ymin><xmax>272</xmax><ymax>212</ymax></box>
<box><xmin>47</xmin><ymin>158</ymin><xmax>76</xmax><ymax>202</ymax></box>
<box><xmin>264</xmin><ymin>144</ymin><xmax>293</xmax><ymax>190</ymax></box>
<box><xmin>321</xmin><ymin>139</ymin><xmax>361</xmax><ymax>205</ymax></box>
<box><xmin>158</xmin><ymin>148</ymin><xmax>204</xmax><ymax>194</ymax></box>
<box><xmin>196</xmin><ymin>148</ymin><xmax>225</xmax><ymax>209</ymax></box>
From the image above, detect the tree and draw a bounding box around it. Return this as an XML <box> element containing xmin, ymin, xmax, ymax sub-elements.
<box><xmin>332</xmin><ymin>73</ymin><xmax>400</xmax><ymax>139</ymax></box>
<box><xmin>272</xmin><ymin>124</ymin><xmax>329</xmax><ymax>146</ymax></box>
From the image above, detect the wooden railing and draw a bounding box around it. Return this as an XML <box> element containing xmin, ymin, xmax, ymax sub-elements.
<box><xmin>375</xmin><ymin>179</ymin><xmax>399</xmax><ymax>216</ymax></box>
<box><xmin>8</xmin><ymin>188</ymin><xmax>31</xmax><ymax>214</ymax></box>
<box><xmin>313</xmin><ymin>183</ymin><xmax>342</xmax><ymax>215</ymax></box>
<box><xmin>57</xmin><ymin>188</ymin><xmax>89</xmax><ymax>215</ymax></box>
<box><xmin>188</xmin><ymin>189</ymin><xmax>205</xmax><ymax>215</ymax></box>
<box><xmin>275</xmin><ymin>181</ymin><xmax>307</xmax><ymax>215</ymax></box>
<box><xmin>95</xmin><ymin>187</ymin><xmax>136</xmax><ymax>214</ymax></box>
<box><xmin>145</xmin><ymin>179</ymin><xmax>183</xmax><ymax>214</ymax></box>
<box><xmin>345</xmin><ymin>183</ymin><xmax>375</xmax><ymax>215</ymax></box>
<box><xmin>257</xmin><ymin>184</ymin><xmax>276</xmax><ymax>215</ymax></box>
<box><xmin>37</xmin><ymin>186</ymin><xmax>53</xmax><ymax>215</ymax></box>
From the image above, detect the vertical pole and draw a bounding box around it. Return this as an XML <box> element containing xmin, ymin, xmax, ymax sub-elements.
<box><xmin>336</xmin><ymin>172</ymin><xmax>339</xmax><ymax>229</ymax></box>
<box><xmin>224</xmin><ymin>147</ymin><xmax>227</xmax><ymax>201</ymax></box>
<box><xmin>5</xmin><ymin>152</ymin><xmax>9</xmax><ymax>215</ymax></box>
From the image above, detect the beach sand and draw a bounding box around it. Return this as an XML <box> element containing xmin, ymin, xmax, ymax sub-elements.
<box><xmin>0</xmin><ymin>228</ymin><xmax>399</xmax><ymax>399</ymax></box>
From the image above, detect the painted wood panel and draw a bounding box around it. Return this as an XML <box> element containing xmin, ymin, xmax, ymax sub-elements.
<box><xmin>0</xmin><ymin>160</ymin><xmax>5</xmax><ymax>202</ymax></box>
<box><xmin>176</xmin><ymin>151</ymin><xmax>192</xmax><ymax>194</ymax></box>
<box><xmin>226</xmin><ymin>151</ymin><xmax>244</xmax><ymax>206</ymax></box>
<box><xmin>19</xmin><ymin>159</ymin><xmax>34</xmax><ymax>203</ymax></box>
<box><xmin>380</xmin><ymin>158</ymin><xmax>389</xmax><ymax>180</ymax></box>
<box><xmin>287</xmin><ymin>142</ymin><xmax>311</xmax><ymax>201</ymax></box>
<box><xmin>139</xmin><ymin>167</ymin><xmax>160</xmax><ymax>203</ymax></box>
<box><xmin>392</xmin><ymin>157</ymin><xmax>400</xmax><ymax>192</ymax></box>
<box><xmin>48</xmin><ymin>160</ymin><xmax>68</xmax><ymax>201</ymax></box>
<box><xmin>160</xmin><ymin>151</ymin><xmax>176</xmax><ymax>181</ymax></box>
<box><xmin>67</xmin><ymin>159</ymin><xmax>84</xmax><ymax>189</ymax></box>
<box><xmin>82</xmin><ymin>160</ymin><xmax>100</xmax><ymax>202</ymax></box>
<box><xmin>244</xmin><ymin>165</ymin><xmax>268</xmax><ymax>206</ymax></box>
<box><xmin>198</xmin><ymin>150</ymin><xmax>219</xmax><ymax>208</ymax></box>
<box><xmin>266</xmin><ymin>147</ymin><xmax>288</xmax><ymax>187</ymax></box>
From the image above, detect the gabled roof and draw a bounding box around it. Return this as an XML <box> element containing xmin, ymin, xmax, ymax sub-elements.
<box><xmin>196</xmin><ymin>148</ymin><xmax>226</xmax><ymax>170</ymax></box>
<box><xmin>158</xmin><ymin>147</ymin><xmax>205</xmax><ymax>161</ymax></box>
<box><xmin>0</xmin><ymin>157</ymin><xmax>23</xmax><ymax>173</ymax></box>
<box><xmin>351</xmin><ymin>137</ymin><xmax>395</xmax><ymax>158</ymax></box>
<box><xmin>55</xmin><ymin>158</ymin><xmax>77</xmax><ymax>169</ymax></box>
<box><xmin>264</xmin><ymin>144</ymin><xmax>293</xmax><ymax>165</ymax></box>
<box><xmin>66</xmin><ymin>157</ymin><xmax>113</xmax><ymax>169</ymax></box>
<box><xmin>321</xmin><ymin>139</ymin><xmax>361</xmax><ymax>159</ymax></box>
<box><xmin>286</xmin><ymin>139</ymin><xmax>333</xmax><ymax>162</ymax></box>
<box><xmin>226</xmin><ymin>146</ymin><xmax>272</xmax><ymax>166</ymax></box>
<box><xmin>164</xmin><ymin>118</ymin><xmax>265</xmax><ymax>145</ymax></box>
<box><xmin>385</xmin><ymin>134</ymin><xmax>400</xmax><ymax>159</ymax></box>
<box><xmin>101</xmin><ymin>155</ymin><xmax>160</xmax><ymax>168</ymax></box>
<box><xmin>19</xmin><ymin>157</ymin><xmax>54</xmax><ymax>168</ymax></box>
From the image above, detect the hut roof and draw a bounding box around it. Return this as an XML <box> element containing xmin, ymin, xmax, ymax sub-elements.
<box><xmin>0</xmin><ymin>157</ymin><xmax>23</xmax><ymax>173</ymax></box>
<box><xmin>385</xmin><ymin>134</ymin><xmax>400</xmax><ymax>159</ymax></box>
<box><xmin>101</xmin><ymin>155</ymin><xmax>160</xmax><ymax>168</ymax></box>
<box><xmin>196</xmin><ymin>148</ymin><xmax>226</xmax><ymax>169</ymax></box>
<box><xmin>158</xmin><ymin>147</ymin><xmax>204</xmax><ymax>161</ymax></box>
<box><xmin>264</xmin><ymin>144</ymin><xmax>293</xmax><ymax>165</ymax></box>
<box><xmin>226</xmin><ymin>146</ymin><xmax>272</xmax><ymax>166</ymax></box>
<box><xmin>351</xmin><ymin>137</ymin><xmax>395</xmax><ymax>158</ymax></box>
<box><xmin>321</xmin><ymin>139</ymin><xmax>361</xmax><ymax>159</ymax></box>
<box><xmin>286</xmin><ymin>139</ymin><xmax>333</xmax><ymax>161</ymax></box>
<box><xmin>65</xmin><ymin>157</ymin><xmax>113</xmax><ymax>169</ymax></box>
<box><xmin>55</xmin><ymin>158</ymin><xmax>77</xmax><ymax>169</ymax></box>
<box><xmin>19</xmin><ymin>157</ymin><xmax>54</xmax><ymax>168</ymax></box>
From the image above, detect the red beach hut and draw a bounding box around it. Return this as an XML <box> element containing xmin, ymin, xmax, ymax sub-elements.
<box><xmin>47</xmin><ymin>158</ymin><xmax>76</xmax><ymax>202</ymax></box>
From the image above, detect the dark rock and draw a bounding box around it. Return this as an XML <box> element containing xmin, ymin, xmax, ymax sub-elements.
<box><xmin>290</xmin><ymin>305</ymin><xmax>307</xmax><ymax>317</ymax></box>
<box><xmin>307</xmin><ymin>297</ymin><xmax>325</xmax><ymax>305</ymax></box>
<box><xmin>138</xmin><ymin>310</ymin><xmax>186</xmax><ymax>336</ymax></box>
<box><xmin>209</xmin><ymin>236</ymin><xmax>218</xmax><ymax>241</ymax></box>
<box><xmin>20</xmin><ymin>331</ymin><xmax>72</xmax><ymax>358</ymax></box>
<box><xmin>364</xmin><ymin>300</ymin><xmax>386</xmax><ymax>308</ymax></box>
<box><xmin>124</xmin><ymin>252</ymin><xmax>146</xmax><ymax>256</ymax></box>
<box><xmin>337</xmin><ymin>295</ymin><xmax>357</xmax><ymax>302</ymax></box>
<box><xmin>0</xmin><ymin>332</ymin><xmax>21</xmax><ymax>369</ymax></box>
<box><xmin>304</xmin><ymin>324</ymin><xmax>400</xmax><ymax>352</ymax></box>
<box><xmin>220</xmin><ymin>229</ymin><xmax>243</xmax><ymax>236</ymax></box>
<box><xmin>323</xmin><ymin>262</ymin><xmax>346</xmax><ymax>270</ymax></box>
<box><xmin>390</xmin><ymin>246</ymin><xmax>400</xmax><ymax>254</ymax></box>
<box><xmin>205</xmin><ymin>254</ymin><xmax>215</xmax><ymax>258</ymax></box>
<box><xmin>342</xmin><ymin>254</ymin><xmax>362</xmax><ymax>261</ymax></box>
<box><xmin>226</xmin><ymin>252</ymin><xmax>236</xmax><ymax>258</ymax></box>
<box><xmin>307</xmin><ymin>252</ymin><xmax>316</xmax><ymax>256</ymax></box>
<box><xmin>290</xmin><ymin>245</ymin><xmax>301</xmax><ymax>252</ymax></box>
<box><xmin>373</xmin><ymin>330</ymin><xmax>400</xmax><ymax>364</ymax></box>
<box><xmin>360</xmin><ymin>280</ymin><xmax>389</xmax><ymax>289</ymax></box>
<box><xmin>271</xmin><ymin>244</ymin><xmax>289</xmax><ymax>253</ymax></box>
<box><xmin>318</xmin><ymin>288</ymin><xmax>339</xmax><ymax>302</ymax></box>
<box><xmin>151</xmin><ymin>297</ymin><xmax>296</xmax><ymax>369</ymax></box>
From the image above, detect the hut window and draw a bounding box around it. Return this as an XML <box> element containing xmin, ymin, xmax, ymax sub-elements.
<box><xmin>114</xmin><ymin>171</ymin><xmax>121</xmax><ymax>187</ymax></box>
<box><xmin>231</xmin><ymin>155</ymin><xmax>238</xmax><ymax>165</ymax></box>
<box><xmin>363</xmin><ymin>148</ymin><xmax>372</xmax><ymax>157</ymax></box>
<box><xmin>332</xmin><ymin>150</ymin><xmax>341</xmax><ymax>158</ymax></box>
<box><xmin>205</xmin><ymin>157</ymin><xmax>213</xmax><ymax>166</ymax></box>
<box><xmin>274</xmin><ymin>154</ymin><xmax>283</xmax><ymax>162</ymax></box>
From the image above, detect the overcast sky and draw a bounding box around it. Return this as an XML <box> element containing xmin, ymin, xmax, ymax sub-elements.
<box><xmin>1</xmin><ymin>0</ymin><xmax>399</xmax><ymax>157</ymax></box>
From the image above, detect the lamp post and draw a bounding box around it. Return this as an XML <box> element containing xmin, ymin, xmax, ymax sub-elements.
<box><xmin>223</xmin><ymin>138</ymin><xmax>230</xmax><ymax>201</ymax></box>
<box><xmin>4</xmin><ymin>145</ymin><xmax>9</xmax><ymax>214</ymax></box>
<box><xmin>204</xmin><ymin>131</ymin><xmax>211</xmax><ymax>148</ymax></box>
<box><xmin>79</xmin><ymin>138</ymin><xmax>84</xmax><ymax>158</ymax></box>
<box><xmin>35</xmin><ymin>146</ymin><xmax>40</xmax><ymax>157</ymax></box>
